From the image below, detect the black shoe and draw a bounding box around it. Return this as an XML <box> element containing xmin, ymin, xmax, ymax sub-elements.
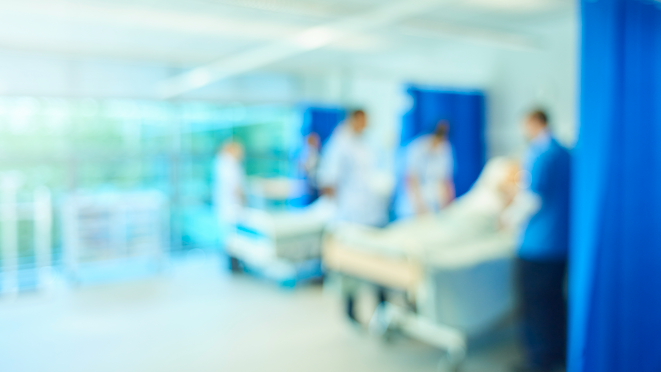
<box><xmin>511</xmin><ymin>364</ymin><xmax>552</xmax><ymax>372</ymax></box>
<box><xmin>228</xmin><ymin>256</ymin><xmax>242</xmax><ymax>273</ymax></box>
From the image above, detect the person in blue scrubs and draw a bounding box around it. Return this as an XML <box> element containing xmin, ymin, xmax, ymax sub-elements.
<box><xmin>515</xmin><ymin>110</ymin><xmax>571</xmax><ymax>372</ymax></box>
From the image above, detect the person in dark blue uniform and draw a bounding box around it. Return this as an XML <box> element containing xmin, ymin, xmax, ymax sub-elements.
<box><xmin>515</xmin><ymin>110</ymin><xmax>571</xmax><ymax>372</ymax></box>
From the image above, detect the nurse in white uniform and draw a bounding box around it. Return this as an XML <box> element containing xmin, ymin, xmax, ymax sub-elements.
<box><xmin>213</xmin><ymin>141</ymin><xmax>245</xmax><ymax>262</ymax></box>
<box><xmin>318</xmin><ymin>109</ymin><xmax>392</xmax><ymax>324</ymax></box>
<box><xmin>318</xmin><ymin>109</ymin><xmax>390</xmax><ymax>228</ymax></box>
<box><xmin>397</xmin><ymin>120</ymin><xmax>455</xmax><ymax>219</ymax></box>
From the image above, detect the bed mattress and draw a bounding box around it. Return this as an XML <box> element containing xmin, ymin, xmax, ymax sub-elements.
<box><xmin>229</xmin><ymin>197</ymin><xmax>336</xmax><ymax>262</ymax></box>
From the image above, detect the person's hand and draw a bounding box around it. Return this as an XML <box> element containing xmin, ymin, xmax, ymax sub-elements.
<box><xmin>496</xmin><ymin>215</ymin><xmax>508</xmax><ymax>231</ymax></box>
<box><xmin>415</xmin><ymin>202</ymin><xmax>430</xmax><ymax>216</ymax></box>
<box><xmin>322</xmin><ymin>187</ymin><xmax>336</xmax><ymax>198</ymax></box>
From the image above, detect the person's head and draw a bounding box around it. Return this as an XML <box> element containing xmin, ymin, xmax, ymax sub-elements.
<box><xmin>431</xmin><ymin>120</ymin><xmax>450</xmax><ymax>147</ymax></box>
<box><xmin>220</xmin><ymin>141</ymin><xmax>244</xmax><ymax>161</ymax></box>
<box><xmin>306</xmin><ymin>132</ymin><xmax>320</xmax><ymax>149</ymax></box>
<box><xmin>523</xmin><ymin>109</ymin><xmax>549</xmax><ymax>141</ymax></box>
<box><xmin>349</xmin><ymin>109</ymin><xmax>367</xmax><ymax>134</ymax></box>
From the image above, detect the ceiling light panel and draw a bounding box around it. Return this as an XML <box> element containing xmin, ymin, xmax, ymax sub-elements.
<box><xmin>460</xmin><ymin>0</ymin><xmax>569</xmax><ymax>13</ymax></box>
<box><xmin>198</xmin><ymin>0</ymin><xmax>347</xmax><ymax>18</ymax></box>
<box><xmin>398</xmin><ymin>20</ymin><xmax>542</xmax><ymax>51</ymax></box>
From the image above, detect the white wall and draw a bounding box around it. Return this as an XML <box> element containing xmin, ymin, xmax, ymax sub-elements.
<box><xmin>486</xmin><ymin>15</ymin><xmax>578</xmax><ymax>157</ymax></box>
<box><xmin>0</xmin><ymin>49</ymin><xmax>301</xmax><ymax>102</ymax></box>
<box><xmin>0</xmin><ymin>50</ymin><xmax>169</xmax><ymax>98</ymax></box>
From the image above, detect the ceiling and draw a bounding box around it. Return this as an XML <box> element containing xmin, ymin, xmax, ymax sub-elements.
<box><xmin>0</xmin><ymin>0</ymin><xmax>574</xmax><ymax>62</ymax></box>
<box><xmin>0</xmin><ymin>0</ymin><xmax>576</xmax><ymax>95</ymax></box>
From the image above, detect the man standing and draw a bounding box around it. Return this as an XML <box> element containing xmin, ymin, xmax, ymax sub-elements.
<box><xmin>318</xmin><ymin>109</ymin><xmax>390</xmax><ymax>228</ymax></box>
<box><xmin>318</xmin><ymin>109</ymin><xmax>392</xmax><ymax>323</ymax></box>
<box><xmin>516</xmin><ymin>110</ymin><xmax>571</xmax><ymax>372</ymax></box>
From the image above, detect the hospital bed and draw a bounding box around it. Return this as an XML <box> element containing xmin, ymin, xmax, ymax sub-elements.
<box><xmin>225</xmin><ymin>196</ymin><xmax>336</xmax><ymax>286</ymax></box>
<box><xmin>322</xmin><ymin>158</ymin><xmax>520</xmax><ymax>368</ymax></box>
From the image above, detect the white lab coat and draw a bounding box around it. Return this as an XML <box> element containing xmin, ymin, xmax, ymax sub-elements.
<box><xmin>214</xmin><ymin>153</ymin><xmax>245</xmax><ymax>228</ymax></box>
<box><xmin>300</xmin><ymin>143</ymin><xmax>320</xmax><ymax>189</ymax></box>
<box><xmin>397</xmin><ymin>135</ymin><xmax>454</xmax><ymax>218</ymax></box>
<box><xmin>318</xmin><ymin>124</ymin><xmax>391</xmax><ymax>227</ymax></box>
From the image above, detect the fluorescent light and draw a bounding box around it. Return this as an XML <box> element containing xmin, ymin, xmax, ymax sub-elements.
<box><xmin>462</xmin><ymin>0</ymin><xmax>563</xmax><ymax>12</ymax></box>
<box><xmin>158</xmin><ymin>0</ymin><xmax>449</xmax><ymax>98</ymax></box>
<box><xmin>399</xmin><ymin>21</ymin><xmax>543</xmax><ymax>51</ymax></box>
<box><xmin>292</xmin><ymin>27</ymin><xmax>338</xmax><ymax>50</ymax></box>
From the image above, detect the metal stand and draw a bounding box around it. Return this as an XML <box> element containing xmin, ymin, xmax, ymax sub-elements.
<box><xmin>62</xmin><ymin>191</ymin><xmax>168</xmax><ymax>284</ymax></box>
<box><xmin>369</xmin><ymin>302</ymin><xmax>467</xmax><ymax>372</ymax></box>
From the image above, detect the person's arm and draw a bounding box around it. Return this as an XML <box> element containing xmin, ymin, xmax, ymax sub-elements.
<box><xmin>441</xmin><ymin>146</ymin><xmax>456</xmax><ymax>207</ymax></box>
<box><xmin>407</xmin><ymin>174</ymin><xmax>429</xmax><ymax>215</ymax></box>
<box><xmin>321</xmin><ymin>186</ymin><xmax>336</xmax><ymax>197</ymax></box>
<box><xmin>441</xmin><ymin>179</ymin><xmax>455</xmax><ymax>207</ymax></box>
<box><xmin>317</xmin><ymin>136</ymin><xmax>341</xmax><ymax>199</ymax></box>
<box><xmin>498</xmin><ymin>165</ymin><xmax>520</xmax><ymax>209</ymax></box>
<box><xmin>529</xmin><ymin>152</ymin><xmax>550</xmax><ymax>197</ymax></box>
<box><xmin>499</xmin><ymin>187</ymin><xmax>542</xmax><ymax>231</ymax></box>
<box><xmin>405</xmin><ymin>141</ymin><xmax>431</xmax><ymax>215</ymax></box>
<box><xmin>236</xmin><ymin>166</ymin><xmax>247</xmax><ymax>206</ymax></box>
<box><xmin>499</xmin><ymin>156</ymin><xmax>546</xmax><ymax>231</ymax></box>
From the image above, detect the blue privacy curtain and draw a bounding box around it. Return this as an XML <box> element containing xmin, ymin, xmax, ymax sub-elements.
<box><xmin>570</xmin><ymin>1</ymin><xmax>661</xmax><ymax>371</ymax></box>
<box><xmin>401</xmin><ymin>86</ymin><xmax>486</xmax><ymax>197</ymax></box>
<box><xmin>291</xmin><ymin>106</ymin><xmax>346</xmax><ymax>206</ymax></box>
<box><xmin>301</xmin><ymin>106</ymin><xmax>346</xmax><ymax>147</ymax></box>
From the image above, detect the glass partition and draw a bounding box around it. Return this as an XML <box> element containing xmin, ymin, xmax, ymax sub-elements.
<box><xmin>0</xmin><ymin>97</ymin><xmax>299</xmax><ymax>262</ymax></box>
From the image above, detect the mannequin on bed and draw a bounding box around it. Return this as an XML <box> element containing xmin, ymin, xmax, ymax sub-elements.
<box><xmin>329</xmin><ymin>157</ymin><xmax>522</xmax><ymax>327</ymax></box>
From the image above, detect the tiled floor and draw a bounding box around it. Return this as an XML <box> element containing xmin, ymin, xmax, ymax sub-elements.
<box><xmin>0</xmin><ymin>256</ymin><xmax>520</xmax><ymax>372</ymax></box>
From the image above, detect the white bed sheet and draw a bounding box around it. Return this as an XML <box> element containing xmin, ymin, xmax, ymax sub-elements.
<box><xmin>238</xmin><ymin>196</ymin><xmax>336</xmax><ymax>239</ymax></box>
<box><xmin>328</xmin><ymin>157</ymin><xmax>519</xmax><ymax>266</ymax></box>
<box><xmin>229</xmin><ymin>197</ymin><xmax>337</xmax><ymax>262</ymax></box>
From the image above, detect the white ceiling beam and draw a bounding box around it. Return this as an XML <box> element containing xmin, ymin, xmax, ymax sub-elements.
<box><xmin>398</xmin><ymin>20</ymin><xmax>543</xmax><ymax>51</ymax></box>
<box><xmin>157</xmin><ymin>0</ymin><xmax>450</xmax><ymax>98</ymax></box>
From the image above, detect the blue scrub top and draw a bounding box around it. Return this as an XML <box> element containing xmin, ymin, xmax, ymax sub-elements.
<box><xmin>518</xmin><ymin>135</ymin><xmax>571</xmax><ymax>261</ymax></box>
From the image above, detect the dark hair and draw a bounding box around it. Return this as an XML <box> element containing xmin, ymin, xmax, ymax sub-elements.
<box><xmin>529</xmin><ymin>110</ymin><xmax>549</xmax><ymax>126</ymax></box>
<box><xmin>433</xmin><ymin>120</ymin><xmax>450</xmax><ymax>138</ymax></box>
<box><xmin>350</xmin><ymin>109</ymin><xmax>366</xmax><ymax>117</ymax></box>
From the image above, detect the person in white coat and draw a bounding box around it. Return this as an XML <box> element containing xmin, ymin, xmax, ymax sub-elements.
<box><xmin>213</xmin><ymin>141</ymin><xmax>245</xmax><ymax>269</ymax></box>
<box><xmin>318</xmin><ymin>109</ymin><xmax>392</xmax><ymax>324</ymax></box>
<box><xmin>397</xmin><ymin>120</ymin><xmax>455</xmax><ymax>219</ymax></box>
<box><xmin>300</xmin><ymin>132</ymin><xmax>321</xmax><ymax>202</ymax></box>
<box><xmin>318</xmin><ymin>109</ymin><xmax>390</xmax><ymax>228</ymax></box>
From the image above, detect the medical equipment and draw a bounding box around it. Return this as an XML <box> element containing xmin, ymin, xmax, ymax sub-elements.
<box><xmin>62</xmin><ymin>191</ymin><xmax>168</xmax><ymax>284</ymax></box>
<box><xmin>0</xmin><ymin>173</ymin><xmax>53</xmax><ymax>297</ymax></box>
<box><xmin>245</xmin><ymin>177</ymin><xmax>308</xmax><ymax>210</ymax></box>
<box><xmin>323</xmin><ymin>158</ymin><xmax>519</xmax><ymax>370</ymax></box>
<box><xmin>226</xmin><ymin>196</ymin><xmax>336</xmax><ymax>287</ymax></box>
